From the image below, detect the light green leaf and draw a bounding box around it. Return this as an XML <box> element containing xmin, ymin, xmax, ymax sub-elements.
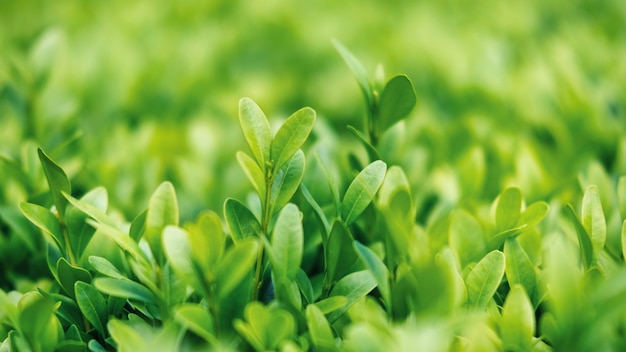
<box><xmin>94</xmin><ymin>278</ymin><xmax>156</xmax><ymax>304</ymax></box>
<box><xmin>57</xmin><ymin>257</ymin><xmax>92</xmax><ymax>299</ymax></box>
<box><xmin>239</xmin><ymin>97</ymin><xmax>272</xmax><ymax>169</ymax></box>
<box><xmin>354</xmin><ymin>241</ymin><xmax>390</xmax><ymax>307</ymax></box>
<box><xmin>332</xmin><ymin>40</ymin><xmax>373</xmax><ymax>107</ymax></box>
<box><xmin>449</xmin><ymin>210</ymin><xmax>487</xmax><ymax>267</ymax></box>
<box><xmin>162</xmin><ymin>226</ymin><xmax>205</xmax><ymax>295</ymax></box>
<box><xmin>314</xmin><ymin>296</ymin><xmax>348</xmax><ymax>314</ymax></box>
<box><xmin>501</xmin><ymin>284</ymin><xmax>535</xmax><ymax>351</ymax></box>
<box><xmin>270</xmin><ymin>203</ymin><xmax>303</xmax><ymax>280</ymax></box>
<box><xmin>378</xmin><ymin>74</ymin><xmax>416</xmax><ymax>132</ymax></box>
<box><xmin>271</xmin><ymin>107</ymin><xmax>315</xmax><ymax>172</ymax></box>
<box><xmin>174</xmin><ymin>304</ymin><xmax>216</xmax><ymax>344</ymax></box>
<box><xmin>465</xmin><ymin>250</ymin><xmax>505</xmax><ymax>310</ymax></box>
<box><xmin>223</xmin><ymin>198</ymin><xmax>261</xmax><ymax>243</ymax></box>
<box><xmin>129</xmin><ymin>210</ymin><xmax>147</xmax><ymax>243</ymax></box>
<box><xmin>86</xmin><ymin>219</ymin><xmax>151</xmax><ymax>268</ymax></box>
<box><xmin>108</xmin><ymin>319</ymin><xmax>145</xmax><ymax>351</ymax></box>
<box><xmin>496</xmin><ymin>187</ymin><xmax>522</xmax><ymax>232</ymax></box>
<box><xmin>618</xmin><ymin>176</ymin><xmax>626</xmax><ymax>220</ymax></box>
<box><xmin>19</xmin><ymin>202</ymin><xmax>64</xmax><ymax>251</ymax></box>
<box><xmin>185</xmin><ymin>210</ymin><xmax>225</xmax><ymax>273</ymax></box>
<box><xmin>75</xmin><ymin>281</ymin><xmax>108</xmax><ymax>337</ymax></box>
<box><xmin>565</xmin><ymin>204</ymin><xmax>594</xmax><ymax>270</ymax></box>
<box><xmin>347</xmin><ymin>125</ymin><xmax>381</xmax><ymax>161</ymax></box>
<box><xmin>504</xmin><ymin>238</ymin><xmax>536</xmax><ymax>301</ymax></box>
<box><xmin>517</xmin><ymin>201</ymin><xmax>549</xmax><ymax>228</ymax></box>
<box><xmin>38</xmin><ymin>148</ymin><xmax>71</xmax><ymax>217</ymax></box>
<box><xmin>64</xmin><ymin>192</ymin><xmax>117</xmax><ymax>228</ymax></box>
<box><xmin>269</xmin><ymin>149</ymin><xmax>305</xmax><ymax>217</ymax></box>
<box><xmin>215</xmin><ymin>238</ymin><xmax>259</xmax><ymax>299</ymax></box>
<box><xmin>237</xmin><ymin>151</ymin><xmax>266</xmax><ymax>197</ymax></box>
<box><xmin>306</xmin><ymin>304</ymin><xmax>335</xmax><ymax>352</ymax></box>
<box><xmin>88</xmin><ymin>256</ymin><xmax>126</xmax><ymax>280</ymax></box>
<box><xmin>17</xmin><ymin>291</ymin><xmax>61</xmax><ymax>348</ymax></box>
<box><xmin>145</xmin><ymin>181</ymin><xmax>179</xmax><ymax>264</ymax></box>
<box><xmin>65</xmin><ymin>187</ymin><xmax>107</xmax><ymax>260</ymax></box>
<box><xmin>621</xmin><ymin>221</ymin><xmax>626</xmax><ymax>263</ymax></box>
<box><xmin>582</xmin><ymin>185</ymin><xmax>606</xmax><ymax>252</ymax></box>
<box><xmin>328</xmin><ymin>270</ymin><xmax>377</xmax><ymax>322</ymax></box>
<box><xmin>341</xmin><ymin>160</ymin><xmax>387</xmax><ymax>225</ymax></box>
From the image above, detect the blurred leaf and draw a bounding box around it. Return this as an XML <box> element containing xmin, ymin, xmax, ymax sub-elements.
<box><xmin>305</xmin><ymin>304</ymin><xmax>336</xmax><ymax>352</ymax></box>
<box><xmin>215</xmin><ymin>238</ymin><xmax>259</xmax><ymax>299</ymax></box>
<box><xmin>38</xmin><ymin>148</ymin><xmax>71</xmax><ymax>218</ymax></box>
<box><xmin>145</xmin><ymin>181</ymin><xmax>179</xmax><ymax>264</ymax></box>
<box><xmin>565</xmin><ymin>204</ymin><xmax>594</xmax><ymax>270</ymax></box>
<box><xmin>75</xmin><ymin>281</ymin><xmax>108</xmax><ymax>337</ymax></box>
<box><xmin>269</xmin><ymin>149</ymin><xmax>305</xmax><ymax>217</ymax></box>
<box><xmin>465</xmin><ymin>250</ymin><xmax>505</xmax><ymax>310</ymax></box>
<box><xmin>314</xmin><ymin>296</ymin><xmax>348</xmax><ymax>314</ymax></box>
<box><xmin>378</xmin><ymin>75</ymin><xmax>416</xmax><ymax>132</ymax></box>
<box><xmin>223</xmin><ymin>198</ymin><xmax>261</xmax><ymax>243</ymax></box>
<box><xmin>269</xmin><ymin>203</ymin><xmax>303</xmax><ymax>280</ymax></box>
<box><xmin>582</xmin><ymin>185</ymin><xmax>606</xmax><ymax>252</ymax></box>
<box><xmin>237</xmin><ymin>151</ymin><xmax>266</xmax><ymax>198</ymax></box>
<box><xmin>504</xmin><ymin>238</ymin><xmax>537</xmax><ymax>302</ymax></box>
<box><xmin>17</xmin><ymin>291</ymin><xmax>61</xmax><ymax>349</ymax></box>
<box><xmin>618</xmin><ymin>176</ymin><xmax>626</xmax><ymax>220</ymax></box>
<box><xmin>333</xmin><ymin>40</ymin><xmax>373</xmax><ymax>107</ymax></box>
<box><xmin>341</xmin><ymin>160</ymin><xmax>387</xmax><ymax>225</ymax></box>
<box><xmin>271</xmin><ymin>107</ymin><xmax>315</xmax><ymax>172</ymax></box>
<box><xmin>174</xmin><ymin>304</ymin><xmax>216</xmax><ymax>344</ymax></box>
<box><xmin>496</xmin><ymin>187</ymin><xmax>522</xmax><ymax>232</ymax></box>
<box><xmin>325</xmin><ymin>220</ymin><xmax>359</xmax><ymax>287</ymax></box>
<box><xmin>354</xmin><ymin>241</ymin><xmax>390</xmax><ymax>308</ymax></box>
<box><xmin>162</xmin><ymin>225</ymin><xmax>205</xmax><ymax>295</ymax></box>
<box><xmin>86</xmin><ymin>219</ymin><xmax>151</xmax><ymax>268</ymax></box>
<box><xmin>328</xmin><ymin>270</ymin><xmax>377</xmax><ymax>322</ymax></box>
<box><xmin>517</xmin><ymin>201</ymin><xmax>549</xmax><ymax>228</ymax></box>
<box><xmin>449</xmin><ymin>210</ymin><xmax>487</xmax><ymax>267</ymax></box>
<box><xmin>19</xmin><ymin>201</ymin><xmax>64</xmax><ymax>252</ymax></box>
<box><xmin>500</xmin><ymin>284</ymin><xmax>535</xmax><ymax>351</ymax></box>
<box><xmin>347</xmin><ymin>125</ymin><xmax>381</xmax><ymax>161</ymax></box>
<box><xmin>239</xmin><ymin>97</ymin><xmax>272</xmax><ymax>169</ymax></box>
<box><xmin>129</xmin><ymin>210</ymin><xmax>147</xmax><ymax>243</ymax></box>
<box><xmin>185</xmin><ymin>210</ymin><xmax>225</xmax><ymax>274</ymax></box>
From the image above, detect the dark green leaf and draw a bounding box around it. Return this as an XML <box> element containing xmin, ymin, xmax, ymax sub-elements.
<box><xmin>378</xmin><ymin>74</ymin><xmax>416</xmax><ymax>132</ymax></box>
<box><xmin>57</xmin><ymin>257</ymin><xmax>92</xmax><ymax>299</ymax></box>
<box><xmin>301</xmin><ymin>183</ymin><xmax>330</xmax><ymax>240</ymax></box>
<box><xmin>38</xmin><ymin>148</ymin><xmax>71</xmax><ymax>217</ymax></box>
<box><xmin>223</xmin><ymin>198</ymin><xmax>261</xmax><ymax>243</ymax></box>
<box><xmin>75</xmin><ymin>281</ymin><xmax>108</xmax><ymax>337</ymax></box>
<box><xmin>465</xmin><ymin>250</ymin><xmax>505</xmax><ymax>310</ymax></box>
<box><xmin>325</xmin><ymin>220</ymin><xmax>358</xmax><ymax>287</ymax></box>
<box><xmin>341</xmin><ymin>160</ymin><xmax>387</xmax><ymax>225</ymax></box>
<box><xmin>239</xmin><ymin>97</ymin><xmax>272</xmax><ymax>168</ymax></box>
<box><xmin>145</xmin><ymin>181</ymin><xmax>179</xmax><ymax>264</ymax></box>
<box><xmin>271</xmin><ymin>106</ymin><xmax>315</xmax><ymax>172</ymax></box>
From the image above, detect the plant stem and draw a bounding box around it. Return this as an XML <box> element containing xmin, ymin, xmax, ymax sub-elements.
<box><xmin>252</xmin><ymin>162</ymin><xmax>274</xmax><ymax>301</ymax></box>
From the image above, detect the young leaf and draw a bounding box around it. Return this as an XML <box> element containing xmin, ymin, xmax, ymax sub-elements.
<box><xmin>378</xmin><ymin>74</ymin><xmax>416</xmax><ymax>132</ymax></box>
<box><xmin>86</xmin><ymin>219</ymin><xmax>151</xmax><ymax>268</ymax></box>
<box><xmin>215</xmin><ymin>238</ymin><xmax>260</xmax><ymax>299</ymax></box>
<box><xmin>305</xmin><ymin>304</ymin><xmax>336</xmax><ymax>352</ymax></box>
<box><xmin>465</xmin><ymin>250</ymin><xmax>505</xmax><ymax>310</ymax></box>
<box><xmin>347</xmin><ymin>125</ymin><xmax>381</xmax><ymax>161</ymax></box>
<box><xmin>327</xmin><ymin>270</ymin><xmax>377</xmax><ymax>322</ymax></box>
<box><xmin>65</xmin><ymin>187</ymin><xmax>108</xmax><ymax>260</ymax></box>
<box><xmin>618</xmin><ymin>176</ymin><xmax>626</xmax><ymax>220</ymax></box>
<box><xmin>145</xmin><ymin>181</ymin><xmax>179</xmax><ymax>264</ymax></box>
<box><xmin>496</xmin><ymin>187</ymin><xmax>522</xmax><ymax>232</ymax></box>
<box><xmin>57</xmin><ymin>257</ymin><xmax>92</xmax><ymax>299</ymax></box>
<box><xmin>17</xmin><ymin>291</ymin><xmax>61</xmax><ymax>349</ymax></box>
<box><xmin>517</xmin><ymin>201</ymin><xmax>549</xmax><ymax>228</ymax></box>
<box><xmin>186</xmin><ymin>210</ymin><xmax>225</xmax><ymax>272</ymax></box>
<box><xmin>271</xmin><ymin>107</ymin><xmax>315</xmax><ymax>172</ymax></box>
<box><xmin>270</xmin><ymin>203</ymin><xmax>303</xmax><ymax>280</ymax></box>
<box><xmin>129</xmin><ymin>209</ymin><xmax>147</xmax><ymax>243</ymax></box>
<box><xmin>354</xmin><ymin>241</ymin><xmax>390</xmax><ymax>308</ymax></box>
<box><xmin>223</xmin><ymin>198</ymin><xmax>261</xmax><ymax>243</ymax></box>
<box><xmin>88</xmin><ymin>256</ymin><xmax>126</xmax><ymax>280</ymax></box>
<box><xmin>108</xmin><ymin>319</ymin><xmax>146</xmax><ymax>351</ymax></box>
<box><xmin>582</xmin><ymin>185</ymin><xmax>607</xmax><ymax>252</ymax></box>
<box><xmin>332</xmin><ymin>40</ymin><xmax>374</xmax><ymax>107</ymax></box>
<box><xmin>174</xmin><ymin>304</ymin><xmax>216</xmax><ymax>344</ymax></box>
<box><xmin>449</xmin><ymin>210</ymin><xmax>487</xmax><ymax>267</ymax></box>
<box><xmin>162</xmin><ymin>226</ymin><xmax>205</xmax><ymax>295</ymax></box>
<box><xmin>269</xmin><ymin>149</ymin><xmax>305</xmax><ymax>217</ymax></box>
<box><xmin>94</xmin><ymin>278</ymin><xmax>157</xmax><ymax>304</ymax></box>
<box><xmin>239</xmin><ymin>97</ymin><xmax>272</xmax><ymax>168</ymax></box>
<box><xmin>500</xmin><ymin>284</ymin><xmax>535</xmax><ymax>351</ymax></box>
<box><xmin>341</xmin><ymin>160</ymin><xmax>387</xmax><ymax>225</ymax></box>
<box><xmin>565</xmin><ymin>204</ymin><xmax>594</xmax><ymax>270</ymax></box>
<box><xmin>19</xmin><ymin>202</ymin><xmax>64</xmax><ymax>251</ymax></box>
<box><xmin>504</xmin><ymin>238</ymin><xmax>536</xmax><ymax>300</ymax></box>
<box><xmin>237</xmin><ymin>151</ymin><xmax>266</xmax><ymax>197</ymax></box>
<box><xmin>75</xmin><ymin>281</ymin><xmax>108</xmax><ymax>337</ymax></box>
<box><xmin>38</xmin><ymin>148</ymin><xmax>71</xmax><ymax>217</ymax></box>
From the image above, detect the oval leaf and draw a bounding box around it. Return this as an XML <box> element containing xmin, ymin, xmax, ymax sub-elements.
<box><xmin>223</xmin><ymin>198</ymin><xmax>261</xmax><ymax>243</ymax></box>
<box><xmin>145</xmin><ymin>181</ymin><xmax>179</xmax><ymax>264</ymax></box>
<box><xmin>501</xmin><ymin>284</ymin><xmax>535</xmax><ymax>351</ymax></box>
<box><xmin>305</xmin><ymin>304</ymin><xmax>335</xmax><ymax>351</ymax></box>
<box><xmin>237</xmin><ymin>151</ymin><xmax>266</xmax><ymax>198</ymax></box>
<box><xmin>504</xmin><ymin>238</ymin><xmax>536</xmax><ymax>300</ymax></box>
<box><xmin>269</xmin><ymin>149</ymin><xmax>305</xmax><ymax>217</ymax></box>
<box><xmin>582</xmin><ymin>185</ymin><xmax>606</xmax><ymax>252</ymax></box>
<box><xmin>271</xmin><ymin>107</ymin><xmax>315</xmax><ymax>172</ymax></box>
<box><xmin>75</xmin><ymin>281</ymin><xmax>108</xmax><ymax>337</ymax></box>
<box><xmin>378</xmin><ymin>74</ymin><xmax>416</xmax><ymax>132</ymax></box>
<box><xmin>270</xmin><ymin>203</ymin><xmax>303</xmax><ymax>280</ymax></box>
<box><xmin>239</xmin><ymin>97</ymin><xmax>272</xmax><ymax>168</ymax></box>
<box><xmin>465</xmin><ymin>250</ymin><xmax>505</xmax><ymax>310</ymax></box>
<box><xmin>94</xmin><ymin>278</ymin><xmax>156</xmax><ymax>304</ymax></box>
<box><xmin>341</xmin><ymin>160</ymin><xmax>387</xmax><ymax>225</ymax></box>
<box><xmin>496</xmin><ymin>187</ymin><xmax>522</xmax><ymax>232</ymax></box>
<box><xmin>174</xmin><ymin>304</ymin><xmax>216</xmax><ymax>344</ymax></box>
<box><xmin>215</xmin><ymin>238</ymin><xmax>259</xmax><ymax>299</ymax></box>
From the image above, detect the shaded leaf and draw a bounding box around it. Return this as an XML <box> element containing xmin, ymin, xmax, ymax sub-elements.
<box><xmin>145</xmin><ymin>181</ymin><xmax>179</xmax><ymax>264</ymax></box>
<box><xmin>237</xmin><ymin>151</ymin><xmax>266</xmax><ymax>197</ymax></box>
<box><xmin>314</xmin><ymin>296</ymin><xmax>348</xmax><ymax>314</ymax></box>
<box><xmin>65</xmin><ymin>187</ymin><xmax>107</xmax><ymax>260</ymax></box>
<box><xmin>341</xmin><ymin>160</ymin><xmax>387</xmax><ymax>225</ymax></box>
<box><xmin>174</xmin><ymin>304</ymin><xmax>216</xmax><ymax>344</ymax></box>
<box><xmin>19</xmin><ymin>202</ymin><xmax>64</xmax><ymax>251</ymax></box>
<box><xmin>449</xmin><ymin>210</ymin><xmax>487</xmax><ymax>267</ymax></box>
<box><xmin>162</xmin><ymin>226</ymin><xmax>205</xmax><ymax>295</ymax></box>
<box><xmin>215</xmin><ymin>238</ymin><xmax>259</xmax><ymax>299</ymax></box>
<box><xmin>465</xmin><ymin>250</ymin><xmax>505</xmax><ymax>310</ymax></box>
<box><xmin>88</xmin><ymin>256</ymin><xmax>126</xmax><ymax>280</ymax></box>
<box><xmin>301</xmin><ymin>183</ymin><xmax>330</xmax><ymax>240</ymax></box>
<box><xmin>223</xmin><ymin>198</ymin><xmax>261</xmax><ymax>243</ymax></box>
<box><xmin>75</xmin><ymin>281</ymin><xmax>108</xmax><ymax>337</ymax></box>
<box><xmin>57</xmin><ymin>257</ymin><xmax>92</xmax><ymax>299</ymax></box>
<box><xmin>325</xmin><ymin>220</ymin><xmax>359</xmax><ymax>287</ymax></box>
<box><xmin>496</xmin><ymin>187</ymin><xmax>522</xmax><ymax>232</ymax></box>
<box><xmin>354</xmin><ymin>241</ymin><xmax>390</xmax><ymax>307</ymax></box>
<box><xmin>328</xmin><ymin>270</ymin><xmax>377</xmax><ymax>322</ymax></box>
<box><xmin>504</xmin><ymin>238</ymin><xmax>537</xmax><ymax>301</ymax></box>
<box><xmin>565</xmin><ymin>204</ymin><xmax>594</xmax><ymax>270</ymax></box>
<box><xmin>38</xmin><ymin>148</ymin><xmax>71</xmax><ymax>217</ymax></box>
<box><xmin>347</xmin><ymin>125</ymin><xmax>380</xmax><ymax>161</ymax></box>
<box><xmin>186</xmin><ymin>210</ymin><xmax>225</xmax><ymax>273</ymax></box>
<box><xmin>378</xmin><ymin>74</ymin><xmax>416</xmax><ymax>132</ymax></box>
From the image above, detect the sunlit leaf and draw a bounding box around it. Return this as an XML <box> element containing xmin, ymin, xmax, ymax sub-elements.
<box><xmin>341</xmin><ymin>160</ymin><xmax>387</xmax><ymax>225</ymax></box>
<box><xmin>145</xmin><ymin>181</ymin><xmax>179</xmax><ymax>264</ymax></box>
<box><xmin>496</xmin><ymin>187</ymin><xmax>522</xmax><ymax>232</ymax></box>
<box><xmin>501</xmin><ymin>284</ymin><xmax>535</xmax><ymax>351</ymax></box>
<box><xmin>582</xmin><ymin>185</ymin><xmax>606</xmax><ymax>252</ymax></box>
<box><xmin>271</xmin><ymin>107</ymin><xmax>315</xmax><ymax>172</ymax></box>
<box><xmin>239</xmin><ymin>97</ymin><xmax>272</xmax><ymax>169</ymax></box>
<box><xmin>465</xmin><ymin>250</ymin><xmax>505</xmax><ymax>310</ymax></box>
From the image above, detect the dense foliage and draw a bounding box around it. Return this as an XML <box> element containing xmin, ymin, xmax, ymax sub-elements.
<box><xmin>1</xmin><ymin>1</ymin><xmax>626</xmax><ymax>351</ymax></box>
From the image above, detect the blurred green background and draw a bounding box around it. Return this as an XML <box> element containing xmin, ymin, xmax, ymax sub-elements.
<box><xmin>1</xmin><ymin>0</ymin><xmax>625</xmax><ymax>221</ymax></box>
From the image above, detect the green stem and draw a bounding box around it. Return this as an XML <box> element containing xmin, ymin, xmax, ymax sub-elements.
<box><xmin>251</xmin><ymin>163</ymin><xmax>274</xmax><ymax>301</ymax></box>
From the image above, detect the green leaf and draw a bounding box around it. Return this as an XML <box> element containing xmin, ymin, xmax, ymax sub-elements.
<box><xmin>496</xmin><ymin>187</ymin><xmax>522</xmax><ymax>232</ymax></box>
<box><xmin>223</xmin><ymin>198</ymin><xmax>261</xmax><ymax>243</ymax></box>
<box><xmin>174</xmin><ymin>304</ymin><xmax>216</xmax><ymax>344</ymax></box>
<box><xmin>17</xmin><ymin>291</ymin><xmax>61</xmax><ymax>349</ymax></box>
<box><xmin>465</xmin><ymin>250</ymin><xmax>505</xmax><ymax>310</ymax></box>
<box><xmin>449</xmin><ymin>210</ymin><xmax>487</xmax><ymax>267</ymax></box>
<box><xmin>215</xmin><ymin>238</ymin><xmax>259</xmax><ymax>299</ymax></box>
<box><xmin>94</xmin><ymin>278</ymin><xmax>156</xmax><ymax>304</ymax></box>
<box><xmin>618</xmin><ymin>176</ymin><xmax>626</xmax><ymax>220</ymax></box>
<box><xmin>75</xmin><ymin>281</ymin><xmax>108</xmax><ymax>337</ymax></box>
<box><xmin>341</xmin><ymin>160</ymin><xmax>387</xmax><ymax>225</ymax></box>
<box><xmin>162</xmin><ymin>226</ymin><xmax>205</xmax><ymax>295</ymax></box>
<box><xmin>501</xmin><ymin>284</ymin><xmax>535</xmax><ymax>351</ymax></box>
<box><xmin>19</xmin><ymin>202</ymin><xmax>64</xmax><ymax>252</ymax></box>
<box><xmin>269</xmin><ymin>149</ymin><xmax>305</xmax><ymax>217</ymax></box>
<box><xmin>325</xmin><ymin>220</ymin><xmax>359</xmax><ymax>287</ymax></box>
<box><xmin>582</xmin><ymin>185</ymin><xmax>606</xmax><ymax>252</ymax></box>
<box><xmin>332</xmin><ymin>40</ymin><xmax>374</xmax><ymax>107</ymax></box>
<box><xmin>145</xmin><ymin>181</ymin><xmax>179</xmax><ymax>264</ymax></box>
<box><xmin>347</xmin><ymin>125</ymin><xmax>381</xmax><ymax>161</ymax></box>
<box><xmin>378</xmin><ymin>74</ymin><xmax>416</xmax><ymax>132</ymax></box>
<box><xmin>38</xmin><ymin>148</ymin><xmax>71</xmax><ymax>218</ymax></box>
<box><xmin>239</xmin><ymin>97</ymin><xmax>272</xmax><ymax>169</ymax></box>
<box><xmin>129</xmin><ymin>209</ymin><xmax>147</xmax><ymax>243</ymax></box>
<box><xmin>504</xmin><ymin>238</ymin><xmax>537</xmax><ymax>301</ymax></box>
<box><xmin>301</xmin><ymin>183</ymin><xmax>330</xmax><ymax>240</ymax></box>
<box><xmin>88</xmin><ymin>256</ymin><xmax>126</xmax><ymax>280</ymax></box>
<box><xmin>237</xmin><ymin>151</ymin><xmax>266</xmax><ymax>197</ymax></box>
<box><xmin>565</xmin><ymin>204</ymin><xmax>594</xmax><ymax>270</ymax></box>
<box><xmin>108</xmin><ymin>319</ymin><xmax>145</xmax><ymax>351</ymax></box>
<box><xmin>314</xmin><ymin>296</ymin><xmax>348</xmax><ymax>314</ymax></box>
<box><xmin>269</xmin><ymin>204</ymin><xmax>303</xmax><ymax>280</ymax></box>
<box><xmin>305</xmin><ymin>304</ymin><xmax>335</xmax><ymax>352</ymax></box>
<box><xmin>354</xmin><ymin>241</ymin><xmax>390</xmax><ymax>307</ymax></box>
<box><xmin>65</xmin><ymin>187</ymin><xmax>108</xmax><ymax>260</ymax></box>
<box><xmin>517</xmin><ymin>201</ymin><xmax>549</xmax><ymax>228</ymax></box>
<box><xmin>296</xmin><ymin>269</ymin><xmax>315</xmax><ymax>304</ymax></box>
<box><xmin>622</xmin><ymin>221</ymin><xmax>626</xmax><ymax>263</ymax></box>
<box><xmin>57</xmin><ymin>257</ymin><xmax>92</xmax><ymax>299</ymax></box>
<box><xmin>271</xmin><ymin>106</ymin><xmax>315</xmax><ymax>172</ymax></box>
<box><xmin>64</xmin><ymin>192</ymin><xmax>117</xmax><ymax>228</ymax></box>
<box><xmin>186</xmin><ymin>210</ymin><xmax>225</xmax><ymax>273</ymax></box>
<box><xmin>86</xmin><ymin>219</ymin><xmax>151</xmax><ymax>268</ymax></box>
<box><xmin>327</xmin><ymin>270</ymin><xmax>377</xmax><ymax>322</ymax></box>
